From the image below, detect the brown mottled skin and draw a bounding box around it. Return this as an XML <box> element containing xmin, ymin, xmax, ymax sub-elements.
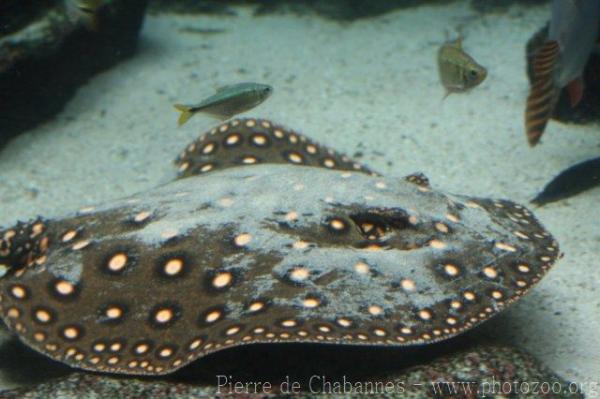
<box><xmin>0</xmin><ymin>119</ymin><xmax>559</xmax><ymax>376</ymax></box>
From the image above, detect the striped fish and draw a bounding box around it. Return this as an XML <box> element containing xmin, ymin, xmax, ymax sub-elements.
<box><xmin>525</xmin><ymin>41</ymin><xmax>560</xmax><ymax>147</ymax></box>
<box><xmin>524</xmin><ymin>0</ymin><xmax>600</xmax><ymax>147</ymax></box>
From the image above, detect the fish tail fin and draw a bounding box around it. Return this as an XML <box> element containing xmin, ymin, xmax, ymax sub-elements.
<box><xmin>174</xmin><ymin>104</ymin><xmax>194</xmax><ymax>126</ymax></box>
<box><xmin>525</xmin><ymin>40</ymin><xmax>560</xmax><ymax>147</ymax></box>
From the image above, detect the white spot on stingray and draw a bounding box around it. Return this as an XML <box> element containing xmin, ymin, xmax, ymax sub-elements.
<box><xmin>465</xmin><ymin>201</ymin><xmax>481</xmax><ymax>209</ymax></box>
<box><xmin>418</xmin><ymin>309</ymin><xmax>432</xmax><ymax>321</ymax></box>
<box><xmin>303</xmin><ymin>297</ymin><xmax>320</xmax><ymax>308</ymax></box>
<box><xmin>517</xmin><ymin>264</ymin><xmax>530</xmax><ymax>273</ymax></box>
<box><xmin>290</xmin><ymin>266</ymin><xmax>310</xmax><ymax>282</ymax></box>
<box><xmin>178</xmin><ymin>162</ymin><xmax>189</xmax><ymax>172</ymax></box>
<box><xmin>337</xmin><ymin>318</ymin><xmax>352</xmax><ymax>328</ymax></box>
<box><xmin>429</xmin><ymin>239</ymin><xmax>446</xmax><ymax>250</ymax></box>
<box><xmin>202</xmin><ymin>143</ymin><xmax>215</xmax><ymax>154</ymax></box>
<box><xmin>212</xmin><ymin>272</ymin><xmax>233</xmax><ymax>289</ymax></box>
<box><xmin>368</xmin><ymin>305</ymin><xmax>384</xmax><ymax>316</ymax></box>
<box><xmin>72</xmin><ymin>240</ymin><xmax>90</xmax><ymax>251</ymax></box>
<box><xmin>55</xmin><ymin>280</ymin><xmax>75</xmax><ymax>296</ymax></box>
<box><xmin>354</xmin><ymin>262</ymin><xmax>370</xmax><ymax>275</ymax></box>
<box><xmin>108</xmin><ymin>253</ymin><xmax>128</xmax><ymax>272</ymax></box>
<box><xmin>205</xmin><ymin>310</ymin><xmax>222</xmax><ymax>323</ymax></box>
<box><xmin>281</xmin><ymin>319</ymin><xmax>297</xmax><ymax>328</ymax></box>
<box><xmin>134</xmin><ymin>211</ymin><xmax>151</xmax><ymax>223</ymax></box>
<box><xmin>400</xmin><ymin>278</ymin><xmax>416</xmax><ymax>292</ymax></box>
<box><xmin>164</xmin><ymin>259</ymin><xmax>183</xmax><ymax>276</ymax></box>
<box><xmin>495</xmin><ymin>242</ymin><xmax>516</xmax><ymax>252</ymax></box>
<box><xmin>443</xmin><ymin>264</ymin><xmax>460</xmax><ymax>277</ymax></box>
<box><xmin>323</xmin><ymin>158</ymin><xmax>335</xmax><ymax>168</ymax></box>
<box><xmin>446</xmin><ymin>213</ymin><xmax>460</xmax><ymax>223</ymax></box>
<box><xmin>292</xmin><ymin>241</ymin><xmax>309</xmax><ymax>250</ymax></box>
<box><xmin>435</xmin><ymin>222</ymin><xmax>449</xmax><ymax>233</ymax></box>
<box><xmin>234</xmin><ymin>233</ymin><xmax>252</xmax><ymax>247</ymax></box>
<box><xmin>248</xmin><ymin>301</ymin><xmax>264</xmax><ymax>312</ymax></box>
<box><xmin>284</xmin><ymin>211</ymin><xmax>298</xmax><ymax>222</ymax></box>
<box><xmin>161</xmin><ymin>229</ymin><xmax>179</xmax><ymax>240</ymax></box>
<box><xmin>200</xmin><ymin>164</ymin><xmax>214</xmax><ymax>173</ymax></box>
<box><xmin>482</xmin><ymin>267</ymin><xmax>498</xmax><ymax>279</ymax></box>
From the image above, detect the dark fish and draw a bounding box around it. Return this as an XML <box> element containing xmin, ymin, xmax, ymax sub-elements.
<box><xmin>532</xmin><ymin>156</ymin><xmax>600</xmax><ymax>205</ymax></box>
<box><xmin>174</xmin><ymin>83</ymin><xmax>272</xmax><ymax>126</ymax></box>
<box><xmin>525</xmin><ymin>0</ymin><xmax>600</xmax><ymax>146</ymax></box>
<box><xmin>0</xmin><ymin>119</ymin><xmax>559</xmax><ymax>376</ymax></box>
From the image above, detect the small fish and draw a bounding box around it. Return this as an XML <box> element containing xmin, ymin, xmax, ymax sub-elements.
<box><xmin>64</xmin><ymin>0</ymin><xmax>104</xmax><ymax>31</ymax></box>
<box><xmin>174</xmin><ymin>83</ymin><xmax>273</xmax><ymax>126</ymax></box>
<box><xmin>437</xmin><ymin>35</ymin><xmax>487</xmax><ymax>98</ymax></box>
<box><xmin>532</xmin><ymin>156</ymin><xmax>600</xmax><ymax>206</ymax></box>
<box><xmin>525</xmin><ymin>0</ymin><xmax>600</xmax><ymax>146</ymax></box>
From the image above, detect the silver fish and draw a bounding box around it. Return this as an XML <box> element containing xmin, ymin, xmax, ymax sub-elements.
<box><xmin>174</xmin><ymin>82</ymin><xmax>272</xmax><ymax>126</ymax></box>
<box><xmin>437</xmin><ymin>35</ymin><xmax>487</xmax><ymax>98</ymax></box>
<box><xmin>525</xmin><ymin>0</ymin><xmax>600</xmax><ymax>146</ymax></box>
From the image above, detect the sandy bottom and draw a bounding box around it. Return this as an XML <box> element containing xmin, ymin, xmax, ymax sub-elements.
<box><xmin>1</xmin><ymin>2</ymin><xmax>598</xmax><ymax>392</ymax></box>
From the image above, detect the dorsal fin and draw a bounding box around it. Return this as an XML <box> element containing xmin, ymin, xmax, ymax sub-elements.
<box><xmin>532</xmin><ymin>40</ymin><xmax>560</xmax><ymax>77</ymax></box>
<box><xmin>174</xmin><ymin>118</ymin><xmax>376</xmax><ymax>179</ymax></box>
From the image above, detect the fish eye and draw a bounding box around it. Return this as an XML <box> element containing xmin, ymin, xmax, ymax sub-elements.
<box><xmin>468</xmin><ymin>70</ymin><xmax>479</xmax><ymax>79</ymax></box>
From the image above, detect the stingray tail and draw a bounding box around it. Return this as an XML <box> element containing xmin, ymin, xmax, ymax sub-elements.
<box><xmin>525</xmin><ymin>41</ymin><xmax>560</xmax><ymax>147</ymax></box>
<box><xmin>174</xmin><ymin>104</ymin><xmax>194</xmax><ymax>126</ymax></box>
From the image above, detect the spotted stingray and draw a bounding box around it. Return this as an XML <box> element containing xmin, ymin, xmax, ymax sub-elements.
<box><xmin>0</xmin><ymin>118</ymin><xmax>559</xmax><ymax>376</ymax></box>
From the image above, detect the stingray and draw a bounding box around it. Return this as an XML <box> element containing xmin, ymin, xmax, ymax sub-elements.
<box><xmin>0</xmin><ymin>118</ymin><xmax>560</xmax><ymax>376</ymax></box>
